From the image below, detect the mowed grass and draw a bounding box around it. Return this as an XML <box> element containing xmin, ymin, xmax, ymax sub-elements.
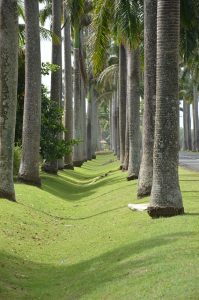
<box><xmin>0</xmin><ymin>153</ymin><xmax>199</xmax><ymax>300</ymax></box>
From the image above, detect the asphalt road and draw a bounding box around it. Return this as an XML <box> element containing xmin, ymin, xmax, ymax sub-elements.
<box><xmin>179</xmin><ymin>151</ymin><xmax>199</xmax><ymax>172</ymax></box>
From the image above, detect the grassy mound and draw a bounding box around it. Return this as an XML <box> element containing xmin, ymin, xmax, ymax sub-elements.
<box><xmin>0</xmin><ymin>153</ymin><xmax>199</xmax><ymax>299</ymax></box>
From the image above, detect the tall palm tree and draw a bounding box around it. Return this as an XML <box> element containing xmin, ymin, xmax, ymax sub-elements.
<box><xmin>63</xmin><ymin>5</ymin><xmax>74</xmax><ymax>169</ymax></box>
<box><xmin>44</xmin><ymin>0</ymin><xmax>62</xmax><ymax>173</ymax></box>
<box><xmin>118</xmin><ymin>44</ymin><xmax>126</xmax><ymax>166</ymax></box>
<box><xmin>68</xmin><ymin>0</ymin><xmax>85</xmax><ymax>167</ymax></box>
<box><xmin>0</xmin><ymin>0</ymin><xmax>18</xmax><ymax>201</ymax></box>
<box><xmin>18</xmin><ymin>0</ymin><xmax>41</xmax><ymax>186</ymax></box>
<box><xmin>148</xmin><ymin>0</ymin><xmax>184</xmax><ymax>218</ymax></box>
<box><xmin>127</xmin><ymin>48</ymin><xmax>141</xmax><ymax>180</ymax></box>
<box><xmin>137</xmin><ymin>0</ymin><xmax>157</xmax><ymax>197</ymax></box>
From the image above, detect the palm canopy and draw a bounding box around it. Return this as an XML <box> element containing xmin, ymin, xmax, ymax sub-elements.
<box><xmin>90</xmin><ymin>0</ymin><xmax>143</xmax><ymax>75</ymax></box>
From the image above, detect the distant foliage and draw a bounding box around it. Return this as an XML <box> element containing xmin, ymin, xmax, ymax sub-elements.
<box><xmin>13</xmin><ymin>146</ymin><xmax>22</xmax><ymax>176</ymax></box>
<box><xmin>41</xmin><ymin>62</ymin><xmax>60</xmax><ymax>76</ymax></box>
<box><xmin>40</xmin><ymin>86</ymin><xmax>78</xmax><ymax>162</ymax></box>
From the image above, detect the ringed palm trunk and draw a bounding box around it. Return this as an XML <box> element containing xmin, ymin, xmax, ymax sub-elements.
<box><xmin>127</xmin><ymin>48</ymin><xmax>141</xmax><ymax>180</ymax></box>
<box><xmin>118</xmin><ymin>44</ymin><xmax>127</xmax><ymax>166</ymax></box>
<box><xmin>18</xmin><ymin>0</ymin><xmax>41</xmax><ymax>186</ymax></box>
<box><xmin>73</xmin><ymin>27</ymin><xmax>84</xmax><ymax>167</ymax></box>
<box><xmin>64</xmin><ymin>7</ymin><xmax>74</xmax><ymax>170</ymax></box>
<box><xmin>0</xmin><ymin>0</ymin><xmax>18</xmax><ymax>201</ymax></box>
<box><xmin>148</xmin><ymin>0</ymin><xmax>184</xmax><ymax>218</ymax></box>
<box><xmin>44</xmin><ymin>0</ymin><xmax>62</xmax><ymax>174</ymax></box>
<box><xmin>137</xmin><ymin>0</ymin><xmax>157</xmax><ymax>197</ymax></box>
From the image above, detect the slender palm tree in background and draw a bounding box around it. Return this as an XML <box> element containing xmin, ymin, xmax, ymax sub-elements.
<box><xmin>148</xmin><ymin>0</ymin><xmax>184</xmax><ymax>218</ymax></box>
<box><xmin>137</xmin><ymin>0</ymin><xmax>157</xmax><ymax>197</ymax></box>
<box><xmin>18</xmin><ymin>0</ymin><xmax>41</xmax><ymax>186</ymax></box>
<box><xmin>0</xmin><ymin>0</ymin><xmax>18</xmax><ymax>201</ymax></box>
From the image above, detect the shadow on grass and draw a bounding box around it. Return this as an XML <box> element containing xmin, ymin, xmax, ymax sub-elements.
<box><xmin>17</xmin><ymin>202</ymin><xmax>127</xmax><ymax>221</ymax></box>
<box><xmin>40</xmin><ymin>171</ymin><xmax>123</xmax><ymax>202</ymax></box>
<box><xmin>0</xmin><ymin>232</ymin><xmax>196</xmax><ymax>299</ymax></box>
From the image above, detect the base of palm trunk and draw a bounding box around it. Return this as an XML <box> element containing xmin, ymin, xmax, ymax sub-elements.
<box><xmin>18</xmin><ymin>176</ymin><xmax>41</xmax><ymax>187</ymax></box>
<box><xmin>64</xmin><ymin>164</ymin><xmax>74</xmax><ymax>170</ymax></box>
<box><xmin>73</xmin><ymin>161</ymin><xmax>84</xmax><ymax>167</ymax></box>
<box><xmin>137</xmin><ymin>186</ymin><xmax>151</xmax><ymax>199</ymax></box>
<box><xmin>58</xmin><ymin>159</ymin><xmax>65</xmax><ymax>170</ymax></box>
<box><xmin>92</xmin><ymin>154</ymin><xmax>96</xmax><ymax>159</ymax></box>
<box><xmin>147</xmin><ymin>206</ymin><xmax>184</xmax><ymax>218</ymax></box>
<box><xmin>127</xmin><ymin>174</ymin><xmax>138</xmax><ymax>181</ymax></box>
<box><xmin>41</xmin><ymin>165</ymin><xmax>58</xmax><ymax>175</ymax></box>
<box><xmin>0</xmin><ymin>190</ymin><xmax>16</xmax><ymax>202</ymax></box>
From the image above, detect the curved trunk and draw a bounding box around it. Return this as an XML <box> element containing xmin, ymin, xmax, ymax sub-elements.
<box><xmin>137</xmin><ymin>0</ymin><xmax>157</xmax><ymax>197</ymax></box>
<box><xmin>44</xmin><ymin>0</ymin><xmax>62</xmax><ymax>174</ymax></box>
<box><xmin>119</xmin><ymin>44</ymin><xmax>127</xmax><ymax>165</ymax></box>
<box><xmin>73</xmin><ymin>28</ymin><xmax>84</xmax><ymax>167</ymax></box>
<box><xmin>64</xmin><ymin>8</ymin><xmax>73</xmax><ymax>170</ymax></box>
<box><xmin>127</xmin><ymin>48</ymin><xmax>140</xmax><ymax>180</ymax></box>
<box><xmin>0</xmin><ymin>0</ymin><xmax>18</xmax><ymax>201</ymax></box>
<box><xmin>19</xmin><ymin>0</ymin><xmax>41</xmax><ymax>186</ymax></box>
<box><xmin>148</xmin><ymin>0</ymin><xmax>184</xmax><ymax>218</ymax></box>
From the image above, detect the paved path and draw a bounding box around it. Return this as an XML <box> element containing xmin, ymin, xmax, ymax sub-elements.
<box><xmin>179</xmin><ymin>152</ymin><xmax>199</xmax><ymax>172</ymax></box>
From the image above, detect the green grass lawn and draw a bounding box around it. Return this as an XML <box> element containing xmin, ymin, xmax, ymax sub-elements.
<box><xmin>0</xmin><ymin>153</ymin><xmax>199</xmax><ymax>300</ymax></box>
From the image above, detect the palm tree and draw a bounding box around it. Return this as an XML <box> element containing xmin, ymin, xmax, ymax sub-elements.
<box><xmin>127</xmin><ymin>48</ymin><xmax>141</xmax><ymax>180</ymax></box>
<box><xmin>148</xmin><ymin>0</ymin><xmax>184</xmax><ymax>218</ymax></box>
<box><xmin>0</xmin><ymin>0</ymin><xmax>18</xmax><ymax>201</ymax></box>
<box><xmin>18</xmin><ymin>0</ymin><xmax>41</xmax><ymax>186</ymax></box>
<box><xmin>63</xmin><ymin>5</ymin><xmax>74</xmax><ymax>169</ymax></box>
<box><xmin>68</xmin><ymin>0</ymin><xmax>85</xmax><ymax>167</ymax></box>
<box><xmin>44</xmin><ymin>0</ymin><xmax>62</xmax><ymax>173</ymax></box>
<box><xmin>137</xmin><ymin>0</ymin><xmax>157</xmax><ymax>197</ymax></box>
<box><xmin>118</xmin><ymin>44</ymin><xmax>127</xmax><ymax>166</ymax></box>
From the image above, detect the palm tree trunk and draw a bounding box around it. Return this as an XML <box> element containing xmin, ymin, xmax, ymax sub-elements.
<box><xmin>137</xmin><ymin>0</ymin><xmax>157</xmax><ymax>197</ymax></box>
<box><xmin>187</xmin><ymin>103</ymin><xmax>192</xmax><ymax>150</ymax></box>
<box><xmin>183</xmin><ymin>101</ymin><xmax>192</xmax><ymax>151</ymax></box>
<box><xmin>87</xmin><ymin>83</ymin><xmax>93</xmax><ymax>160</ymax></box>
<box><xmin>127</xmin><ymin>48</ymin><xmax>140</xmax><ymax>180</ymax></box>
<box><xmin>0</xmin><ymin>0</ymin><xmax>18</xmax><ymax>201</ymax></box>
<box><xmin>81</xmin><ymin>79</ymin><xmax>87</xmax><ymax>161</ymax></box>
<box><xmin>123</xmin><ymin>115</ymin><xmax>129</xmax><ymax>171</ymax></box>
<box><xmin>44</xmin><ymin>0</ymin><xmax>62</xmax><ymax>174</ymax></box>
<box><xmin>109</xmin><ymin>99</ymin><xmax>112</xmax><ymax>150</ymax></box>
<box><xmin>118</xmin><ymin>44</ymin><xmax>127</xmax><ymax>165</ymax></box>
<box><xmin>91</xmin><ymin>94</ymin><xmax>97</xmax><ymax>159</ymax></box>
<box><xmin>18</xmin><ymin>0</ymin><xmax>41</xmax><ymax>186</ymax></box>
<box><xmin>64</xmin><ymin>7</ymin><xmax>73</xmax><ymax>169</ymax></box>
<box><xmin>192</xmin><ymin>84</ymin><xmax>199</xmax><ymax>151</ymax></box>
<box><xmin>148</xmin><ymin>0</ymin><xmax>184</xmax><ymax>218</ymax></box>
<box><xmin>73</xmin><ymin>27</ymin><xmax>84</xmax><ymax>167</ymax></box>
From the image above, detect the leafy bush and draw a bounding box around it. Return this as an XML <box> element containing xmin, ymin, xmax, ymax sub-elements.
<box><xmin>40</xmin><ymin>86</ymin><xmax>78</xmax><ymax>162</ymax></box>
